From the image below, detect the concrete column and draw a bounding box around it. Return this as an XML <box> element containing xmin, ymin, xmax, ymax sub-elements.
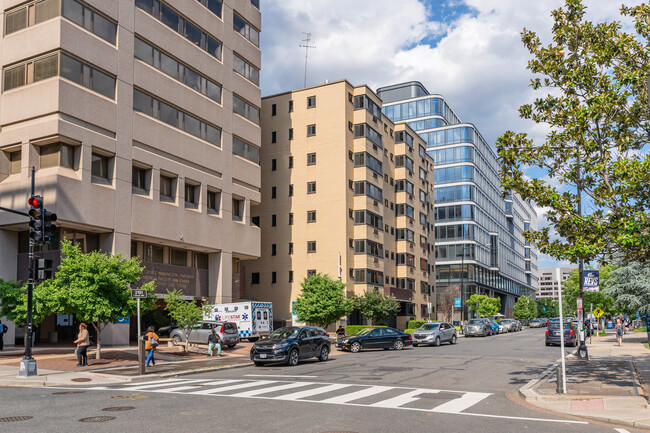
<box><xmin>209</xmin><ymin>251</ymin><xmax>232</xmax><ymax>304</ymax></box>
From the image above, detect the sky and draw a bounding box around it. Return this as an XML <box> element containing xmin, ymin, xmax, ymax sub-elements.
<box><xmin>258</xmin><ymin>0</ymin><xmax>643</xmax><ymax>269</ymax></box>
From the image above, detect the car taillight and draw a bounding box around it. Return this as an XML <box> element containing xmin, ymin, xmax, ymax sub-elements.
<box><xmin>569</xmin><ymin>329</ymin><xmax>574</xmax><ymax>335</ymax></box>
<box><xmin>408</xmin><ymin>334</ymin><xmax>412</xmax><ymax>340</ymax></box>
<box><xmin>220</xmin><ymin>325</ymin><xmax>224</xmax><ymax>333</ymax></box>
<box><xmin>546</xmin><ymin>330</ymin><xmax>549</xmax><ymax>335</ymax></box>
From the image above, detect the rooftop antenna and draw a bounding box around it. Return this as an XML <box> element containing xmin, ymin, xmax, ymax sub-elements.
<box><xmin>299</xmin><ymin>32</ymin><xmax>315</xmax><ymax>88</ymax></box>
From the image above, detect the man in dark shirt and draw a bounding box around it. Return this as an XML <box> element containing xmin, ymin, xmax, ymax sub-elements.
<box><xmin>208</xmin><ymin>329</ymin><xmax>221</xmax><ymax>357</ymax></box>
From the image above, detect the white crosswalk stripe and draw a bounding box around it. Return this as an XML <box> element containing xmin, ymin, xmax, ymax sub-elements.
<box><xmin>68</xmin><ymin>378</ymin><xmax>494</xmax><ymax>414</ymax></box>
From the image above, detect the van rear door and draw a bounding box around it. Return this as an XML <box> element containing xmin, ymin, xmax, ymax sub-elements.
<box><xmin>256</xmin><ymin>308</ymin><xmax>270</xmax><ymax>333</ymax></box>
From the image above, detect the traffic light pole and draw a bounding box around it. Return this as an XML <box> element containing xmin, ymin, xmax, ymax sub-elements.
<box><xmin>576</xmin><ymin>153</ymin><xmax>588</xmax><ymax>361</ymax></box>
<box><xmin>19</xmin><ymin>167</ymin><xmax>38</xmax><ymax>376</ymax></box>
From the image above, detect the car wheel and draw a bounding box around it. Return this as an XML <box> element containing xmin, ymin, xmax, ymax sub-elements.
<box><xmin>254</xmin><ymin>361</ymin><xmax>264</xmax><ymax>367</ymax></box>
<box><xmin>451</xmin><ymin>335</ymin><xmax>457</xmax><ymax>345</ymax></box>
<box><xmin>171</xmin><ymin>335</ymin><xmax>182</xmax><ymax>346</ymax></box>
<box><xmin>434</xmin><ymin>337</ymin><xmax>441</xmax><ymax>347</ymax></box>
<box><xmin>227</xmin><ymin>344</ymin><xmax>236</xmax><ymax>348</ymax></box>
<box><xmin>413</xmin><ymin>343</ymin><xmax>418</xmax><ymax>347</ymax></box>
<box><xmin>545</xmin><ymin>342</ymin><xmax>550</xmax><ymax>346</ymax></box>
<box><xmin>318</xmin><ymin>345</ymin><xmax>329</xmax><ymax>362</ymax></box>
<box><xmin>287</xmin><ymin>348</ymin><xmax>299</xmax><ymax>366</ymax></box>
<box><xmin>394</xmin><ymin>339</ymin><xmax>404</xmax><ymax>350</ymax></box>
<box><xmin>248</xmin><ymin>337</ymin><xmax>259</xmax><ymax>342</ymax></box>
<box><xmin>350</xmin><ymin>342</ymin><xmax>361</xmax><ymax>353</ymax></box>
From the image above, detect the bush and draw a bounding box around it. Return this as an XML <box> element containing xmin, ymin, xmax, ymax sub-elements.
<box><xmin>344</xmin><ymin>325</ymin><xmax>384</xmax><ymax>336</ymax></box>
<box><xmin>404</xmin><ymin>328</ymin><xmax>417</xmax><ymax>334</ymax></box>
<box><xmin>407</xmin><ymin>320</ymin><xmax>438</xmax><ymax>329</ymax></box>
<box><xmin>633</xmin><ymin>328</ymin><xmax>646</xmax><ymax>332</ymax></box>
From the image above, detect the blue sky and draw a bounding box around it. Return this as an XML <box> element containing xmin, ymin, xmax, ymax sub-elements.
<box><xmin>258</xmin><ymin>0</ymin><xmax>644</xmax><ymax>269</ymax></box>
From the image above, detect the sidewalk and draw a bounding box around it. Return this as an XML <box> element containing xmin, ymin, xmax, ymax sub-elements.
<box><xmin>520</xmin><ymin>330</ymin><xmax>650</xmax><ymax>429</ymax></box>
<box><xmin>0</xmin><ymin>341</ymin><xmax>254</xmax><ymax>387</ymax></box>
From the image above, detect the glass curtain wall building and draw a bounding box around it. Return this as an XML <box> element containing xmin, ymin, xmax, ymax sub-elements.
<box><xmin>377</xmin><ymin>82</ymin><xmax>538</xmax><ymax>319</ymax></box>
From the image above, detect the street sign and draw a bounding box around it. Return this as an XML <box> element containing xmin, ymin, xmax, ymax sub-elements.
<box><xmin>577</xmin><ymin>298</ymin><xmax>583</xmax><ymax>310</ymax></box>
<box><xmin>131</xmin><ymin>288</ymin><xmax>147</xmax><ymax>298</ymax></box>
<box><xmin>593</xmin><ymin>307</ymin><xmax>604</xmax><ymax>318</ymax></box>
<box><xmin>454</xmin><ymin>298</ymin><xmax>461</xmax><ymax>308</ymax></box>
<box><xmin>582</xmin><ymin>270</ymin><xmax>599</xmax><ymax>292</ymax></box>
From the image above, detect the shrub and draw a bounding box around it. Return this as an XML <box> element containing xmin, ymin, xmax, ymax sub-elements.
<box><xmin>343</xmin><ymin>325</ymin><xmax>384</xmax><ymax>336</ymax></box>
<box><xmin>404</xmin><ymin>328</ymin><xmax>417</xmax><ymax>334</ymax></box>
<box><xmin>633</xmin><ymin>328</ymin><xmax>645</xmax><ymax>332</ymax></box>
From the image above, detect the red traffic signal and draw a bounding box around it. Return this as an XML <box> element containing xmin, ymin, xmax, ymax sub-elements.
<box><xmin>28</xmin><ymin>196</ymin><xmax>42</xmax><ymax>207</ymax></box>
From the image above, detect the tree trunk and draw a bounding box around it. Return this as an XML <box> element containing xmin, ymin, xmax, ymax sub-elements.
<box><xmin>92</xmin><ymin>321</ymin><xmax>103</xmax><ymax>360</ymax></box>
<box><xmin>184</xmin><ymin>329</ymin><xmax>190</xmax><ymax>354</ymax></box>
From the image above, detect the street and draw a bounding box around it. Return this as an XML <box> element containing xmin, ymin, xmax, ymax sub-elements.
<box><xmin>0</xmin><ymin>328</ymin><xmax>641</xmax><ymax>433</ymax></box>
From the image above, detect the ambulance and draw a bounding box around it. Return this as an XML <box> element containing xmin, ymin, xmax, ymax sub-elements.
<box><xmin>205</xmin><ymin>302</ymin><xmax>273</xmax><ymax>341</ymax></box>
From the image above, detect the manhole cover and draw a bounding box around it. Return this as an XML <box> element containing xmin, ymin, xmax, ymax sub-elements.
<box><xmin>359</xmin><ymin>377</ymin><xmax>382</xmax><ymax>381</ymax></box>
<box><xmin>0</xmin><ymin>416</ymin><xmax>33</xmax><ymax>422</ymax></box>
<box><xmin>102</xmin><ymin>407</ymin><xmax>135</xmax><ymax>412</ymax></box>
<box><xmin>79</xmin><ymin>416</ymin><xmax>115</xmax><ymax>423</ymax></box>
<box><xmin>52</xmin><ymin>391</ymin><xmax>86</xmax><ymax>395</ymax></box>
<box><xmin>71</xmin><ymin>378</ymin><xmax>92</xmax><ymax>383</ymax></box>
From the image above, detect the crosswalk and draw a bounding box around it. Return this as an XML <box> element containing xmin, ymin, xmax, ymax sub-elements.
<box><xmin>81</xmin><ymin>378</ymin><xmax>492</xmax><ymax>414</ymax></box>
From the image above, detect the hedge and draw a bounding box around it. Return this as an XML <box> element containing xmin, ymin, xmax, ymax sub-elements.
<box><xmin>407</xmin><ymin>320</ymin><xmax>440</xmax><ymax>329</ymax></box>
<box><xmin>404</xmin><ymin>328</ymin><xmax>417</xmax><ymax>334</ymax></box>
<box><xmin>343</xmin><ymin>325</ymin><xmax>385</xmax><ymax>336</ymax></box>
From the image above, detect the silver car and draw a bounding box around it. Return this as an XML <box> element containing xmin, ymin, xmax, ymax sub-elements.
<box><xmin>170</xmin><ymin>320</ymin><xmax>240</xmax><ymax>348</ymax></box>
<box><xmin>499</xmin><ymin>319</ymin><xmax>518</xmax><ymax>332</ymax></box>
<box><xmin>412</xmin><ymin>322</ymin><xmax>457</xmax><ymax>347</ymax></box>
<box><xmin>464</xmin><ymin>319</ymin><xmax>492</xmax><ymax>337</ymax></box>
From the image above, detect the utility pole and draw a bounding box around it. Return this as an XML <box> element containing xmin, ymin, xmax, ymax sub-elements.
<box><xmin>576</xmin><ymin>151</ymin><xmax>589</xmax><ymax>361</ymax></box>
<box><xmin>299</xmin><ymin>32</ymin><xmax>315</xmax><ymax>88</ymax></box>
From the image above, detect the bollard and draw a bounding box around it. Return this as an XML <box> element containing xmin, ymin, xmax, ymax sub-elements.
<box><xmin>556</xmin><ymin>366</ymin><xmax>563</xmax><ymax>394</ymax></box>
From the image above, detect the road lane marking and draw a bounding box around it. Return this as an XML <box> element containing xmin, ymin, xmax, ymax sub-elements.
<box><xmin>244</xmin><ymin>374</ymin><xmax>318</xmax><ymax>378</ymax></box>
<box><xmin>274</xmin><ymin>383</ymin><xmax>351</xmax><ymax>400</ymax></box>
<box><xmin>121</xmin><ymin>379</ymin><xmax>209</xmax><ymax>391</ymax></box>
<box><xmin>319</xmin><ymin>385</ymin><xmax>393</xmax><ymax>404</ymax></box>
<box><xmin>432</xmin><ymin>391</ymin><xmax>491</xmax><ymax>413</ymax></box>
<box><xmin>614</xmin><ymin>429</ymin><xmax>631</xmax><ymax>433</ymax></box>
<box><xmin>228</xmin><ymin>381</ymin><xmax>315</xmax><ymax>397</ymax></box>
<box><xmin>370</xmin><ymin>389</ymin><xmax>428</xmax><ymax>408</ymax></box>
<box><xmin>191</xmin><ymin>380</ymin><xmax>275</xmax><ymax>395</ymax></box>
<box><xmin>149</xmin><ymin>385</ymin><xmax>204</xmax><ymax>393</ymax></box>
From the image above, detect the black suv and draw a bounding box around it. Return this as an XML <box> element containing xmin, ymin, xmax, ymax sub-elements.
<box><xmin>250</xmin><ymin>326</ymin><xmax>331</xmax><ymax>366</ymax></box>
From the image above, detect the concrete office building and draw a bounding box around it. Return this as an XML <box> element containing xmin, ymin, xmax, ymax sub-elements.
<box><xmin>246</xmin><ymin>80</ymin><xmax>436</xmax><ymax>329</ymax></box>
<box><xmin>537</xmin><ymin>267</ymin><xmax>574</xmax><ymax>299</ymax></box>
<box><xmin>0</xmin><ymin>0</ymin><xmax>261</xmax><ymax>346</ymax></box>
<box><xmin>377</xmin><ymin>82</ymin><xmax>538</xmax><ymax>319</ymax></box>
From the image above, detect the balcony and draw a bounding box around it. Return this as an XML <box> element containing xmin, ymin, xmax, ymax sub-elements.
<box><xmin>383</xmin><ymin>286</ymin><xmax>413</xmax><ymax>302</ymax></box>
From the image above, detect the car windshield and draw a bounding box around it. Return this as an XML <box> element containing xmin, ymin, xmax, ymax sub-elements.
<box><xmin>468</xmin><ymin>320</ymin><xmax>484</xmax><ymax>325</ymax></box>
<box><xmin>548</xmin><ymin>322</ymin><xmax>572</xmax><ymax>329</ymax></box>
<box><xmin>356</xmin><ymin>327</ymin><xmax>377</xmax><ymax>335</ymax></box>
<box><xmin>267</xmin><ymin>328</ymin><xmax>300</xmax><ymax>340</ymax></box>
<box><xmin>418</xmin><ymin>323</ymin><xmax>440</xmax><ymax>331</ymax></box>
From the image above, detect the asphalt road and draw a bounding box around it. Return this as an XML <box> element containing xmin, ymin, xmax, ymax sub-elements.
<box><xmin>0</xmin><ymin>328</ymin><xmax>642</xmax><ymax>433</ymax></box>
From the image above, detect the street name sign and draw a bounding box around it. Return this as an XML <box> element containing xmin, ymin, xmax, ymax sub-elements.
<box><xmin>131</xmin><ymin>288</ymin><xmax>147</xmax><ymax>298</ymax></box>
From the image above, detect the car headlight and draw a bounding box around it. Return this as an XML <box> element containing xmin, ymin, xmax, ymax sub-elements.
<box><xmin>425</xmin><ymin>335</ymin><xmax>434</xmax><ymax>339</ymax></box>
<box><xmin>272</xmin><ymin>342</ymin><xmax>290</xmax><ymax>350</ymax></box>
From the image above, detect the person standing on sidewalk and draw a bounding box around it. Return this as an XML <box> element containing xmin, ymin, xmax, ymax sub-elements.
<box><xmin>73</xmin><ymin>323</ymin><xmax>90</xmax><ymax>366</ymax></box>
<box><xmin>615</xmin><ymin>318</ymin><xmax>624</xmax><ymax>346</ymax></box>
<box><xmin>144</xmin><ymin>326</ymin><xmax>159</xmax><ymax>366</ymax></box>
<box><xmin>207</xmin><ymin>329</ymin><xmax>221</xmax><ymax>357</ymax></box>
<box><xmin>0</xmin><ymin>319</ymin><xmax>6</xmax><ymax>351</ymax></box>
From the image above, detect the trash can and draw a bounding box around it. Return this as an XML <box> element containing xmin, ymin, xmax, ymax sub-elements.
<box><xmin>607</xmin><ymin>321</ymin><xmax>613</xmax><ymax>329</ymax></box>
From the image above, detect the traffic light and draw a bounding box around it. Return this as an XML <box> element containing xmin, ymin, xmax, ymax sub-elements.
<box><xmin>28</xmin><ymin>195</ymin><xmax>43</xmax><ymax>243</ymax></box>
<box><xmin>36</xmin><ymin>258</ymin><xmax>53</xmax><ymax>280</ymax></box>
<box><xmin>42</xmin><ymin>209</ymin><xmax>57</xmax><ymax>244</ymax></box>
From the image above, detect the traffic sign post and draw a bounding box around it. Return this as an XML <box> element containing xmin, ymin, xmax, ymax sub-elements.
<box><xmin>131</xmin><ymin>288</ymin><xmax>146</xmax><ymax>375</ymax></box>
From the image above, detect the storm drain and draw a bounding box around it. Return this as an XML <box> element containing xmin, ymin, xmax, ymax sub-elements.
<box><xmin>71</xmin><ymin>378</ymin><xmax>92</xmax><ymax>383</ymax></box>
<box><xmin>103</xmin><ymin>407</ymin><xmax>135</xmax><ymax>412</ymax></box>
<box><xmin>52</xmin><ymin>391</ymin><xmax>86</xmax><ymax>395</ymax></box>
<box><xmin>0</xmin><ymin>416</ymin><xmax>33</xmax><ymax>422</ymax></box>
<box><xmin>79</xmin><ymin>416</ymin><xmax>115</xmax><ymax>423</ymax></box>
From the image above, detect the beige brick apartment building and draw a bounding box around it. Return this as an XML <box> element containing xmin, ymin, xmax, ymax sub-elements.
<box><xmin>246</xmin><ymin>80</ymin><xmax>436</xmax><ymax>329</ymax></box>
<box><xmin>0</xmin><ymin>0</ymin><xmax>261</xmax><ymax>346</ymax></box>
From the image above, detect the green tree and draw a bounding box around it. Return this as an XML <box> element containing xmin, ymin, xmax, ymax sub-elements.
<box><xmin>563</xmin><ymin>267</ymin><xmax>619</xmax><ymax>317</ymax></box>
<box><xmin>514</xmin><ymin>295</ymin><xmax>537</xmax><ymax>321</ymax></box>
<box><xmin>536</xmin><ymin>298</ymin><xmax>559</xmax><ymax>318</ymax></box>
<box><xmin>0</xmin><ymin>278</ymin><xmax>57</xmax><ymax>332</ymax></box>
<box><xmin>293</xmin><ymin>273</ymin><xmax>354</xmax><ymax>329</ymax></box>
<box><xmin>49</xmin><ymin>241</ymin><xmax>157</xmax><ymax>359</ymax></box>
<box><xmin>496</xmin><ymin>0</ymin><xmax>650</xmax><ymax>264</ymax></box>
<box><xmin>356</xmin><ymin>289</ymin><xmax>400</xmax><ymax>326</ymax></box>
<box><xmin>467</xmin><ymin>294</ymin><xmax>488</xmax><ymax>315</ymax></box>
<box><xmin>466</xmin><ymin>294</ymin><xmax>501</xmax><ymax>318</ymax></box>
<box><xmin>604</xmin><ymin>260</ymin><xmax>650</xmax><ymax>314</ymax></box>
<box><xmin>165</xmin><ymin>289</ymin><xmax>211</xmax><ymax>353</ymax></box>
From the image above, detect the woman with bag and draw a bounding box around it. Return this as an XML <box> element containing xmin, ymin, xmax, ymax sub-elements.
<box><xmin>73</xmin><ymin>323</ymin><xmax>90</xmax><ymax>367</ymax></box>
<box><xmin>144</xmin><ymin>326</ymin><xmax>160</xmax><ymax>367</ymax></box>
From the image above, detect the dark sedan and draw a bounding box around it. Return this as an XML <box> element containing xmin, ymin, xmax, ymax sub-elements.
<box><xmin>336</xmin><ymin>327</ymin><xmax>412</xmax><ymax>352</ymax></box>
<box><xmin>545</xmin><ymin>321</ymin><xmax>578</xmax><ymax>346</ymax></box>
<box><xmin>250</xmin><ymin>326</ymin><xmax>330</xmax><ymax>366</ymax></box>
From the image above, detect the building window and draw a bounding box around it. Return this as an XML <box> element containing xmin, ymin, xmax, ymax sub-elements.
<box><xmin>233</xmin><ymin>53</ymin><xmax>260</xmax><ymax>85</ymax></box>
<box><xmin>288</xmin><ymin>100</ymin><xmax>293</xmax><ymax>112</ymax></box>
<box><xmin>195</xmin><ymin>0</ymin><xmax>222</xmax><ymax>17</ymax></box>
<box><xmin>271</xmin><ymin>159</ymin><xmax>277</xmax><ymax>171</ymax></box>
<box><xmin>307</xmin><ymin>241</ymin><xmax>316</xmax><ymax>253</ymax></box>
<box><xmin>271</xmin><ymin>272</ymin><xmax>277</xmax><ymax>284</ymax></box>
<box><xmin>232</xmin><ymin>198</ymin><xmax>243</xmax><ymax>221</ymax></box>
<box><xmin>135</xmin><ymin>0</ymin><xmax>222</xmax><ymax>60</ymax></box>
<box><xmin>251</xmin><ymin>272</ymin><xmax>260</xmax><ymax>284</ymax></box>
<box><xmin>232</xmin><ymin>136</ymin><xmax>259</xmax><ymax>164</ymax></box>
<box><xmin>207</xmin><ymin>190</ymin><xmax>220</xmax><ymax>213</ymax></box>
<box><xmin>271</xmin><ymin>214</ymin><xmax>277</xmax><ymax>227</ymax></box>
<box><xmin>144</xmin><ymin>243</ymin><xmax>164</xmax><ymax>263</ymax></box>
<box><xmin>307</xmin><ymin>96</ymin><xmax>316</xmax><ymax>108</ymax></box>
<box><xmin>289</xmin><ymin>184</ymin><xmax>294</xmax><ymax>196</ymax></box>
<box><xmin>233</xmin><ymin>94</ymin><xmax>260</xmax><ymax>124</ymax></box>
<box><xmin>289</xmin><ymin>213</ymin><xmax>293</xmax><ymax>225</ymax></box>
<box><xmin>271</xmin><ymin>131</ymin><xmax>277</xmax><ymax>144</ymax></box>
<box><xmin>307</xmin><ymin>124</ymin><xmax>316</xmax><ymax>136</ymax></box>
<box><xmin>271</xmin><ymin>186</ymin><xmax>277</xmax><ymax>199</ymax></box>
<box><xmin>184</xmin><ymin>182</ymin><xmax>198</xmax><ymax>206</ymax></box>
<box><xmin>170</xmin><ymin>248</ymin><xmax>187</xmax><ymax>267</ymax></box>
<box><xmin>132</xmin><ymin>165</ymin><xmax>148</xmax><ymax>192</ymax></box>
<box><xmin>307</xmin><ymin>181</ymin><xmax>316</xmax><ymax>194</ymax></box>
<box><xmin>307</xmin><ymin>210</ymin><xmax>316</xmax><ymax>223</ymax></box>
<box><xmin>307</xmin><ymin>153</ymin><xmax>316</xmax><ymax>165</ymax></box>
<box><xmin>40</xmin><ymin>143</ymin><xmax>75</xmax><ymax>169</ymax></box>
<box><xmin>289</xmin><ymin>243</ymin><xmax>293</xmax><ymax>254</ymax></box>
<box><xmin>8</xmin><ymin>150</ymin><xmax>21</xmax><ymax>174</ymax></box>
<box><xmin>233</xmin><ymin>12</ymin><xmax>260</xmax><ymax>47</ymax></box>
<box><xmin>251</xmin><ymin>216</ymin><xmax>260</xmax><ymax>227</ymax></box>
<box><xmin>307</xmin><ymin>269</ymin><xmax>316</xmax><ymax>277</ymax></box>
<box><xmin>288</xmin><ymin>156</ymin><xmax>294</xmax><ymax>168</ymax></box>
<box><xmin>289</xmin><ymin>271</ymin><xmax>293</xmax><ymax>283</ymax></box>
<box><xmin>271</xmin><ymin>104</ymin><xmax>277</xmax><ymax>116</ymax></box>
<box><xmin>289</xmin><ymin>128</ymin><xmax>294</xmax><ymax>140</ymax></box>
<box><xmin>91</xmin><ymin>153</ymin><xmax>109</xmax><ymax>180</ymax></box>
<box><xmin>271</xmin><ymin>244</ymin><xmax>276</xmax><ymax>256</ymax></box>
<box><xmin>160</xmin><ymin>175</ymin><xmax>174</xmax><ymax>200</ymax></box>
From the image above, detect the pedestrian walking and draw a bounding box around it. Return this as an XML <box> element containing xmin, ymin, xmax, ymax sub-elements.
<box><xmin>73</xmin><ymin>323</ymin><xmax>90</xmax><ymax>366</ymax></box>
<box><xmin>615</xmin><ymin>318</ymin><xmax>624</xmax><ymax>347</ymax></box>
<box><xmin>207</xmin><ymin>329</ymin><xmax>221</xmax><ymax>357</ymax></box>
<box><xmin>144</xmin><ymin>326</ymin><xmax>159</xmax><ymax>366</ymax></box>
<box><xmin>0</xmin><ymin>319</ymin><xmax>6</xmax><ymax>351</ymax></box>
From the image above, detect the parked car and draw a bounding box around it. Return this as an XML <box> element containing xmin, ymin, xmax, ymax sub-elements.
<box><xmin>157</xmin><ymin>322</ymin><xmax>179</xmax><ymax>336</ymax></box>
<box><xmin>529</xmin><ymin>319</ymin><xmax>544</xmax><ymax>328</ymax></box>
<box><xmin>464</xmin><ymin>319</ymin><xmax>492</xmax><ymax>337</ymax></box>
<box><xmin>545</xmin><ymin>321</ymin><xmax>578</xmax><ymax>346</ymax></box>
<box><xmin>497</xmin><ymin>321</ymin><xmax>508</xmax><ymax>334</ymax></box>
<box><xmin>412</xmin><ymin>322</ymin><xmax>457</xmax><ymax>346</ymax></box>
<box><xmin>250</xmin><ymin>326</ymin><xmax>331</xmax><ymax>366</ymax></box>
<box><xmin>513</xmin><ymin>320</ymin><xmax>523</xmax><ymax>331</ymax></box>
<box><xmin>487</xmin><ymin>319</ymin><xmax>501</xmax><ymax>335</ymax></box>
<box><xmin>499</xmin><ymin>319</ymin><xmax>517</xmax><ymax>332</ymax></box>
<box><xmin>336</xmin><ymin>327</ymin><xmax>412</xmax><ymax>352</ymax></box>
<box><xmin>170</xmin><ymin>320</ymin><xmax>240</xmax><ymax>348</ymax></box>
